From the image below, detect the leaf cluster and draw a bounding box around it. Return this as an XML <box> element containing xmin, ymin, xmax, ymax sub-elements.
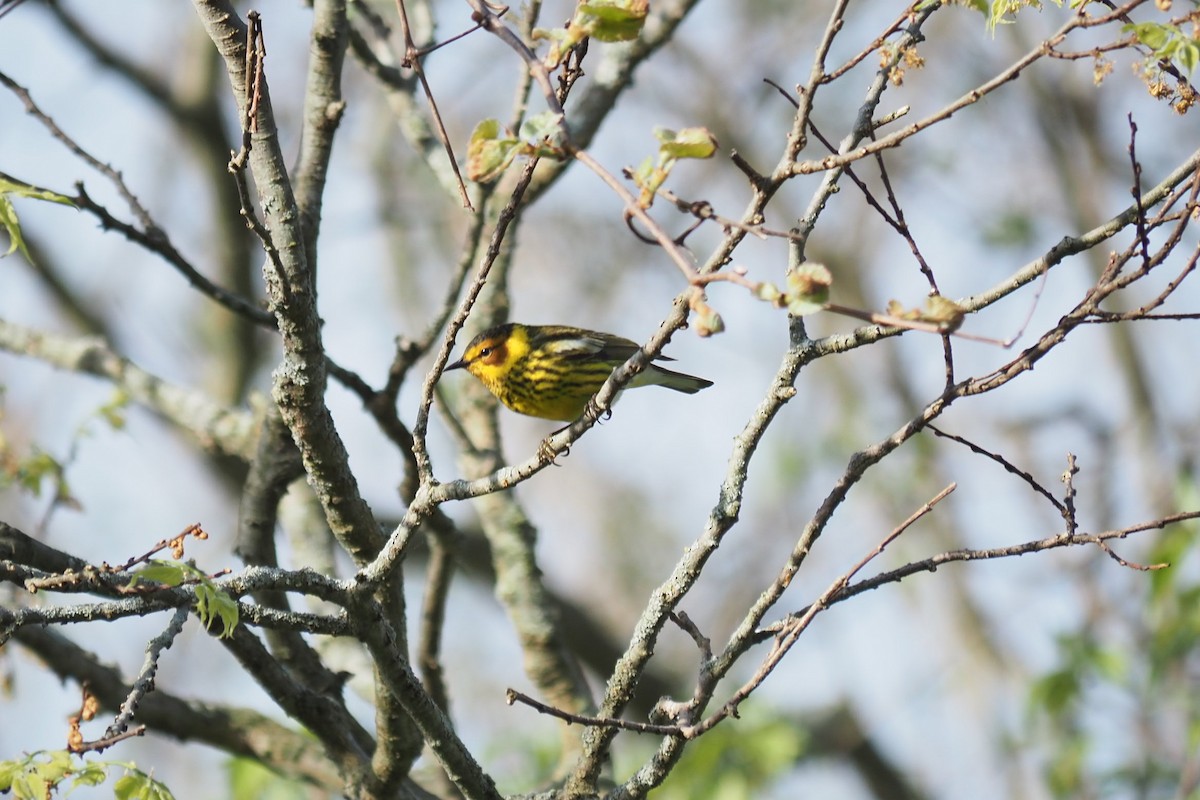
<box><xmin>0</xmin><ymin>751</ymin><xmax>174</xmax><ymax>800</ymax></box>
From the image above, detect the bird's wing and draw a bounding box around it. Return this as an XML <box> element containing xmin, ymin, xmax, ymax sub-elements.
<box><xmin>535</xmin><ymin>328</ymin><xmax>675</xmax><ymax>362</ymax></box>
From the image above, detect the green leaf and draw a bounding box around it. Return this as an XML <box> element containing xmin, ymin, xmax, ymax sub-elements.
<box><xmin>533</xmin><ymin>24</ymin><xmax>586</xmax><ymax>69</ymax></box>
<box><xmin>517</xmin><ymin>110</ymin><xmax>568</xmax><ymax>158</ymax></box>
<box><xmin>1029</xmin><ymin>667</ymin><xmax>1080</xmax><ymax>716</ymax></box>
<box><xmin>227</xmin><ymin>756</ymin><xmax>312</xmax><ymax>800</ymax></box>
<box><xmin>72</xmin><ymin>761</ymin><xmax>109</xmax><ymax>787</ymax></box>
<box><xmin>212</xmin><ymin>591</ymin><xmax>240</xmax><ymax>635</ymax></box>
<box><xmin>196</xmin><ymin>581</ymin><xmax>240</xmax><ymax>638</ymax></box>
<box><xmin>97</xmin><ymin>389</ymin><xmax>131</xmax><ymax>431</ymax></box>
<box><xmin>785</xmin><ymin>262</ymin><xmax>832</xmax><ymax>315</ymax></box>
<box><xmin>575</xmin><ymin>0</ymin><xmax>648</xmax><ymax>42</ymax></box>
<box><xmin>1179</xmin><ymin>41</ymin><xmax>1199</xmax><ymax>74</ymax></box>
<box><xmin>986</xmin><ymin>0</ymin><xmax>1049</xmax><ymax>34</ymax></box>
<box><xmin>37</xmin><ymin>750</ymin><xmax>73</xmax><ymax>784</ymax></box>
<box><xmin>17</xmin><ymin>773</ymin><xmax>49</xmax><ymax>800</ymax></box>
<box><xmin>655</xmin><ymin>126</ymin><xmax>718</xmax><ymax>161</ymax></box>
<box><xmin>111</xmin><ymin>765</ymin><xmax>176</xmax><ymax>800</ymax></box>
<box><xmin>518</xmin><ymin>111</ymin><xmax>565</xmax><ymax>145</ymax></box>
<box><xmin>113</xmin><ymin>773</ymin><xmax>141</xmax><ymax>800</ymax></box>
<box><xmin>0</xmin><ymin>759</ymin><xmax>17</xmax><ymax>790</ymax></box>
<box><xmin>10</xmin><ymin>449</ymin><xmax>63</xmax><ymax>497</ymax></box>
<box><xmin>0</xmin><ymin>176</ymin><xmax>76</xmax><ymax>263</ymax></box>
<box><xmin>0</xmin><ymin>195</ymin><xmax>27</xmax><ymax>260</ymax></box>
<box><xmin>632</xmin><ymin>126</ymin><xmax>717</xmax><ymax>208</ymax></box>
<box><xmin>922</xmin><ymin>294</ymin><xmax>966</xmax><ymax>332</ymax></box>
<box><xmin>883</xmin><ymin>294</ymin><xmax>966</xmax><ymax>332</ymax></box>
<box><xmin>1122</xmin><ymin>21</ymin><xmax>1200</xmax><ymax>74</ymax></box>
<box><xmin>0</xmin><ymin>176</ymin><xmax>76</xmax><ymax>206</ymax></box>
<box><xmin>632</xmin><ymin>155</ymin><xmax>657</xmax><ymax>187</ymax></box>
<box><xmin>465</xmin><ymin>119</ymin><xmax>520</xmax><ymax>183</ymax></box>
<box><xmin>537</xmin><ymin>0</ymin><xmax>648</xmax><ymax>66</ymax></box>
<box><xmin>129</xmin><ymin>562</ymin><xmax>187</xmax><ymax>588</ymax></box>
<box><xmin>755</xmin><ymin>282</ymin><xmax>783</xmax><ymax>305</ymax></box>
<box><xmin>630</xmin><ymin>155</ymin><xmax>667</xmax><ymax>208</ymax></box>
<box><xmin>1125</xmin><ymin>21</ymin><xmax>1171</xmax><ymax>51</ymax></box>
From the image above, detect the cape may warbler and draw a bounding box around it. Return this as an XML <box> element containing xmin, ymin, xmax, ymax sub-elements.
<box><xmin>446</xmin><ymin>323</ymin><xmax>713</xmax><ymax>422</ymax></box>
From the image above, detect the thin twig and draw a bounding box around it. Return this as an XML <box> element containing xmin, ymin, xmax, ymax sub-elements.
<box><xmin>751</xmin><ymin>508</ymin><xmax>1200</xmax><ymax>644</ymax></box>
<box><xmin>928</xmin><ymin>426</ymin><xmax>1066</xmax><ymax>516</ymax></box>
<box><xmin>396</xmin><ymin>0</ymin><xmax>473</xmax><ymax>209</ymax></box>
<box><xmin>1061</xmin><ymin>453</ymin><xmax>1079</xmax><ymax>537</ymax></box>
<box><xmin>0</xmin><ymin>70</ymin><xmax>273</xmax><ymax>326</ymax></box>
<box><xmin>408</xmin><ymin>156</ymin><xmax>540</xmax><ymax>489</ymax></box>
<box><xmin>101</xmin><ymin>607</ymin><xmax>190</xmax><ymax>743</ymax></box>
<box><xmin>1127</xmin><ymin>115</ymin><xmax>1151</xmax><ymax>278</ymax></box>
<box><xmin>0</xmin><ymin>0</ymin><xmax>28</xmax><ymax>19</ymax></box>
<box><xmin>1094</xmin><ymin>539</ymin><xmax>1168</xmax><ymax>570</ymax></box>
<box><xmin>669</xmin><ymin>611</ymin><xmax>712</xmax><ymax>662</ymax></box>
<box><xmin>505</xmin><ymin>689</ymin><xmax>680</xmax><ymax>736</ymax></box>
<box><xmin>463</xmin><ymin>0</ymin><xmax>565</xmax><ymax>122</ymax></box>
<box><xmin>571</xmin><ymin>147</ymin><xmax>701</xmax><ymax>283</ymax></box>
<box><xmin>677</xmin><ymin>483</ymin><xmax>957</xmax><ymax>739</ymax></box>
<box><xmin>791</xmin><ymin>14</ymin><xmax>1087</xmax><ymax>177</ymax></box>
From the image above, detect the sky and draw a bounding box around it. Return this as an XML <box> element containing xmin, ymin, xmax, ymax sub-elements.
<box><xmin>2</xmin><ymin>2</ymin><xmax>1199</xmax><ymax>799</ymax></box>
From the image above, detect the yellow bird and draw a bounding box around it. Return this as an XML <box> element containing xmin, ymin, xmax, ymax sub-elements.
<box><xmin>446</xmin><ymin>323</ymin><xmax>712</xmax><ymax>422</ymax></box>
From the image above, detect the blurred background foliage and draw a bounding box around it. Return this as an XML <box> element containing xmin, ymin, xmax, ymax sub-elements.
<box><xmin>1</xmin><ymin>0</ymin><xmax>1198</xmax><ymax>798</ymax></box>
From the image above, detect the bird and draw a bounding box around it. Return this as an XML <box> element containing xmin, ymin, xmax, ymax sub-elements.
<box><xmin>445</xmin><ymin>323</ymin><xmax>712</xmax><ymax>422</ymax></box>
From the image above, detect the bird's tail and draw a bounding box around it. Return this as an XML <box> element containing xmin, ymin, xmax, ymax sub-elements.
<box><xmin>635</xmin><ymin>365</ymin><xmax>713</xmax><ymax>394</ymax></box>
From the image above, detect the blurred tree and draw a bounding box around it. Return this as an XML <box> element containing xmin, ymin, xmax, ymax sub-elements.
<box><xmin>0</xmin><ymin>1</ymin><xmax>1198</xmax><ymax>798</ymax></box>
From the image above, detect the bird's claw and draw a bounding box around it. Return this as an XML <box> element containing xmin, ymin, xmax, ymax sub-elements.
<box><xmin>538</xmin><ymin>439</ymin><xmax>569</xmax><ymax>464</ymax></box>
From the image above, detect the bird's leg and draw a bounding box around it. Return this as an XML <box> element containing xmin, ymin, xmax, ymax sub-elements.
<box><xmin>538</xmin><ymin>433</ymin><xmax>569</xmax><ymax>464</ymax></box>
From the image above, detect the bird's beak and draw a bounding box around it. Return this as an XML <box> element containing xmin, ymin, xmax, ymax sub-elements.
<box><xmin>445</xmin><ymin>359</ymin><xmax>467</xmax><ymax>371</ymax></box>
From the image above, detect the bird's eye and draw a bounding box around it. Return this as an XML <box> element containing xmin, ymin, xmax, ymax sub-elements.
<box><xmin>479</xmin><ymin>347</ymin><xmax>492</xmax><ymax>358</ymax></box>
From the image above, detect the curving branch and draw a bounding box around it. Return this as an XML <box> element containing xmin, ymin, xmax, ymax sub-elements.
<box><xmin>0</xmin><ymin>319</ymin><xmax>259</xmax><ymax>460</ymax></box>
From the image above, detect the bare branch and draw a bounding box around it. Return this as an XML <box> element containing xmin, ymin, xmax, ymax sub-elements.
<box><xmin>0</xmin><ymin>319</ymin><xmax>259</xmax><ymax>459</ymax></box>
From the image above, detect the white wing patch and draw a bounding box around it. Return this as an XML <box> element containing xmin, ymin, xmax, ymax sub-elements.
<box><xmin>541</xmin><ymin>335</ymin><xmax>609</xmax><ymax>357</ymax></box>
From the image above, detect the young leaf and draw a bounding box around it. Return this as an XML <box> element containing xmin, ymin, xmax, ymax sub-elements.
<box><xmin>97</xmin><ymin>389</ymin><xmax>131</xmax><ymax>431</ymax></box>
<box><xmin>518</xmin><ymin>110</ymin><xmax>569</xmax><ymax>158</ymax></box>
<box><xmin>0</xmin><ymin>176</ymin><xmax>75</xmax><ymax>206</ymax></box>
<box><xmin>113</xmin><ymin>773</ymin><xmax>141</xmax><ymax>800</ymax></box>
<box><xmin>575</xmin><ymin>0</ymin><xmax>649</xmax><ymax>43</ymax></box>
<box><xmin>923</xmin><ymin>294</ymin><xmax>966</xmax><ymax>332</ymax></box>
<box><xmin>0</xmin><ymin>195</ymin><xmax>27</xmax><ymax>260</ymax></box>
<box><xmin>129</xmin><ymin>562</ymin><xmax>187</xmax><ymax>588</ymax></box>
<box><xmin>885</xmin><ymin>294</ymin><xmax>967</xmax><ymax>331</ymax></box>
<box><xmin>694</xmin><ymin>304</ymin><xmax>725</xmax><ymax>337</ymax></box>
<box><xmin>785</xmin><ymin>262</ymin><xmax>833</xmax><ymax>316</ymax></box>
<box><xmin>0</xmin><ymin>176</ymin><xmax>76</xmax><ymax>263</ymax></box>
<box><xmin>196</xmin><ymin>581</ymin><xmax>239</xmax><ymax>638</ymax></box>
<box><xmin>755</xmin><ymin>282</ymin><xmax>784</xmax><ymax>305</ymax></box>
<box><xmin>1125</xmin><ymin>21</ymin><xmax>1171</xmax><ymax>51</ymax></box>
<box><xmin>534</xmin><ymin>24</ymin><xmax>586</xmax><ymax>69</ymax></box>
<box><xmin>631</xmin><ymin>155</ymin><xmax>667</xmax><ymax>208</ymax></box>
<box><xmin>466</xmin><ymin>119</ymin><xmax>520</xmax><ymax>183</ymax></box>
<box><xmin>655</xmin><ymin>126</ymin><xmax>719</xmax><ymax>161</ymax></box>
<box><xmin>72</xmin><ymin>761</ymin><xmax>108</xmax><ymax>787</ymax></box>
<box><xmin>518</xmin><ymin>111</ymin><xmax>565</xmax><ymax>146</ymax></box>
